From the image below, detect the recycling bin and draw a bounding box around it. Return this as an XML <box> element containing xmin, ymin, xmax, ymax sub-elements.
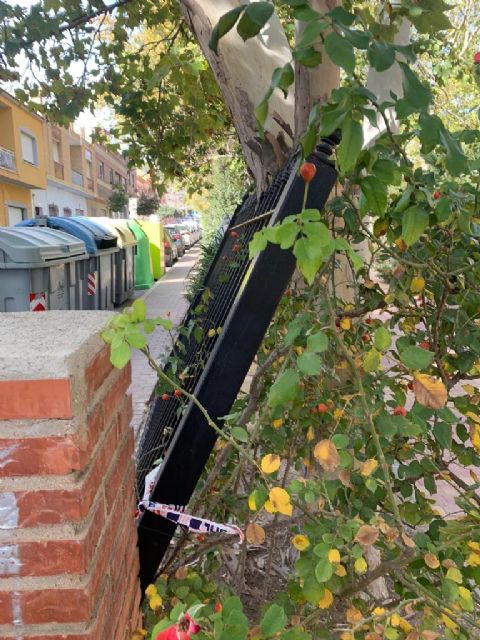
<box><xmin>137</xmin><ymin>218</ymin><xmax>164</xmax><ymax>280</ymax></box>
<box><xmin>126</xmin><ymin>220</ymin><xmax>154</xmax><ymax>290</ymax></box>
<box><xmin>0</xmin><ymin>227</ymin><xmax>87</xmax><ymax>312</ymax></box>
<box><xmin>88</xmin><ymin>217</ymin><xmax>137</xmax><ymax>304</ymax></box>
<box><xmin>17</xmin><ymin>217</ymin><xmax>118</xmax><ymax>310</ymax></box>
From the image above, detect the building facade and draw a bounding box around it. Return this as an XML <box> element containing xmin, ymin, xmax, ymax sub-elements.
<box><xmin>0</xmin><ymin>91</ymin><xmax>47</xmax><ymax>226</ymax></box>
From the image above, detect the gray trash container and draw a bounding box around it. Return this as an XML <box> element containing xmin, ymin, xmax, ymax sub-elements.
<box><xmin>0</xmin><ymin>227</ymin><xmax>87</xmax><ymax>312</ymax></box>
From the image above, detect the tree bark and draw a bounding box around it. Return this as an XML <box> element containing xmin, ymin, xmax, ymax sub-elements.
<box><xmin>179</xmin><ymin>0</ymin><xmax>294</xmax><ymax>191</ymax></box>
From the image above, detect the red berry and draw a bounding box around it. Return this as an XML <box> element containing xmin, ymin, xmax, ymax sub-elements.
<box><xmin>284</xmin><ymin>288</ymin><xmax>292</xmax><ymax>297</ymax></box>
<box><xmin>232</xmin><ymin>243</ymin><xmax>241</xmax><ymax>253</ymax></box>
<box><xmin>433</xmin><ymin>190</ymin><xmax>441</xmax><ymax>200</ymax></box>
<box><xmin>407</xmin><ymin>381</ymin><xmax>414</xmax><ymax>391</ymax></box>
<box><xmin>393</xmin><ymin>406</ymin><xmax>407</xmax><ymax>417</ymax></box>
<box><xmin>162</xmin><ymin>393</ymin><xmax>169</xmax><ymax>401</ymax></box>
<box><xmin>174</xmin><ymin>389</ymin><xmax>182</xmax><ymax>398</ymax></box>
<box><xmin>214</xmin><ymin>602</ymin><xmax>223</xmax><ymax>613</ymax></box>
<box><xmin>365</xmin><ymin>318</ymin><xmax>373</xmax><ymax>325</ymax></box>
<box><xmin>474</xmin><ymin>52</ymin><xmax>480</xmax><ymax>64</ymax></box>
<box><xmin>361</xmin><ymin>333</ymin><xmax>370</xmax><ymax>343</ymax></box>
<box><xmin>230</xmin><ymin>230</ymin><xmax>238</xmax><ymax>238</ymax></box>
<box><xmin>419</xmin><ymin>340</ymin><xmax>430</xmax><ymax>350</ymax></box>
<box><xmin>317</xmin><ymin>403</ymin><xmax>328</xmax><ymax>414</ymax></box>
<box><xmin>196</xmin><ymin>534</ymin><xmax>206</xmax><ymax>542</ymax></box>
<box><xmin>299</xmin><ymin>162</ymin><xmax>317</xmax><ymax>183</ymax></box>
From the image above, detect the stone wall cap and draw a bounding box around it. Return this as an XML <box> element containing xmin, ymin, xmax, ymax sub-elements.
<box><xmin>0</xmin><ymin>311</ymin><xmax>115</xmax><ymax>380</ymax></box>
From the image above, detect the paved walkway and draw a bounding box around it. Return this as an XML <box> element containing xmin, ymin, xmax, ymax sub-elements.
<box><xmin>129</xmin><ymin>246</ymin><xmax>201</xmax><ymax>439</ymax></box>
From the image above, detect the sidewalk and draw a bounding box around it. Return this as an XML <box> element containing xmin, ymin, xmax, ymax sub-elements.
<box><xmin>129</xmin><ymin>246</ymin><xmax>201</xmax><ymax>438</ymax></box>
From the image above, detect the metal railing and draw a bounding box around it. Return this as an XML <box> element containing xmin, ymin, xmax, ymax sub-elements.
<box><xmin>0</xmin><ymin>146</ymin><xmax>16</xmax><ymax>172</ymax></box>
<box><xmin>71</xmin><ymin>170</ymin><xmax>84</xmax><ymax>187</ymax></box>
<box><xmin>54</xmin><ymin>161</ymin><xmax>64</xmax><ymax>180</ymax></box>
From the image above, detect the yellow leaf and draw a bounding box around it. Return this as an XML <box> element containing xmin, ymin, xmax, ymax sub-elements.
<box><xmin>248</xmin><ymin>492</ymin><xmax>260</xmax><ymax>511</ymax></box>
<box><xmin>333</xmin><ymin>408</ymin><xmax>344</xmax><ymax>420</ymax></box>
<box><xmin>340</xmin><ymin>633</ymin><xmax>353</xmax><ymax>640</ymax></box>
<box><xmin>207</xmin><ymin>328</ymin><xmax>216</xmax><ymax>337</ymax></box>
<box><xmin>372</xmin><ymin>607</ymin><xmax>386</xmax><ymax>616</ymax></box>
<box><xmin>470</xmin><ymin>424</ymin><xmax>480</xmax><ymax>452</ymax></box>
<box><xmin>264</xmin><ymin>499</ymin><xmax>275</xmax><ymax>514</ymax></box>
<box><xmin>355</xmin><ymin>524</ymin><xmax>379</xmax><ymax>547</ymax></box>
<box><xmin>424</xmin><ymin>553</ymin><xmax>440</xmax><ymax>569</ymax></box>
<box><xmin>314</xmin><ymin>439</ymin><xmax>340</xmax><ymax>471</ymax></box>
<box><xmin>360</xmin><ymin>458</ymin><xmax>378</xmax><ymax>477</ymax></box>
<box><xmin>269</xmin><ymin>486</ymin><xmax>290</xmax><ymax>506</ymax></box>
<box><xmin>391</xmin><ymin>613</ymin><xmax>401</xmax><ymax>627</ymax></box>
<box><xmin>149</xmin><ymin>595</ymin><xmax>163</xmax><ymax>610</ymax></box>
<box><xmin>441</xmin><ymin>614</ymin><xmax>459</xmax><ymax>633</ymax></box>
<box><xmin>318</xmin><ymin>588</ymin><xmax>333</xmax><ymax>609</ymax></box>
<box><xmin>354</xmin><ymin>557</ymin><xmax>368</xmax><ymax>574</ymax></box>
<box><xmin>446</xmin><ymin>567</ymin><xmax>463</xmax><ymax>584</ymax></box>
<box><xmin>261</xmin><ymin>454</ymin><xmax>281</xmax><ymax>474</ymax></box>
<box><xmin>462</xmin><ymin>384</ymin><xmax>476</xmax><ymax>395</ymax></box>
<box><xmin>410</xmin><ymin>276</ymin><xmax>425</xmax><ymax>293</ymax></box>
<box><xmin>292</xmin><ymin>534</ymin><xmax>310</xmax><ymax>551</ymax></box>
<box><xmin>306</xmin><ymin>426</ymin><xmax>314</xmax><ymax>441</ymax></box>
<box><xmin>346</xmin><ymin>607</ymin><xmax>363</xmax><ymax>624</ymax></box>
<box><xmin>277</xmin><ymin>501</ymin><xmax>293</xmax><ymax>516</ymax></box>
<box><xmin>145</xmin><ymin>584</ymin><xmax>157</xmax><ymax>598</ymax></box>
<box><xmin>328</xmin><ymin>549</ymin><xmax>341</xmax><ymax>563</ymax></box>
<box><xmin>335</xmin><ymin>564</ymin><xmax>347</xmax><ymax>577</ymax></box>
<box><xmin>272</xmin><ymin>418</ymin><xmax>283</xmax><ymax>429</ymax></box>
<box><xmin>465</xmin><ymin>411</ymin><xmax>480</xmax><ymax>424</ymax></box>
<box><xmin>468</xmin><ymin>540</ymin><xmax>480</xmax><ymax>552</ymax></box>
<box><xmin>340</xmin><ymin>317</ymin><xmax>352</xmax><ymax>330</ymax></box>
<box><xmin>413</xmin><ymin>374</ymin><xmax>448</xmax><ymax>409</ymax></box>
<box><xmin>246</xmin><ymin>523</ymin><xmax>266</xmax><ymax>545</ymax></box>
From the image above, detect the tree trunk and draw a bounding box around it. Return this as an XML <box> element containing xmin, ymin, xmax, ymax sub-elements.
<box><xmin>179</xmin><ymin>0</ymin><xmax>294</xmax><ymax>191</ymax></box>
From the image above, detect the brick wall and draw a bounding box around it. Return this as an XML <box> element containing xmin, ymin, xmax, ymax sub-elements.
<box><xmin>0</xmin><ymin>312</ymin><xmax>141</xmax><ymax>640</ymax></box>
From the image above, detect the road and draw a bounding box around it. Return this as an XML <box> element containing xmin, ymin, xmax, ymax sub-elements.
<box><xmin>129</xmin><ymin>246</ymin><xmax>201</xmax><ymax>439</ymax></box>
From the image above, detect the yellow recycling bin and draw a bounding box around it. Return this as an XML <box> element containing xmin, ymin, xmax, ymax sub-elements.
<box><xmin>138</xmin><ymin>219</ymin><xmax>165</xmax><ymax>280</ymax></box>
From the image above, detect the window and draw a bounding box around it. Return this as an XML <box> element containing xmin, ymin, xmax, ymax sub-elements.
<box><xmin>85</xmin><ymin>149</ymin><xmax>92</xmax><ymax>162</ymax></box>
<box><xmin>7</xmin><ymin>205</ymin><xmax>26</xmax><ymax>226</ymax></box>
<box><xmin>21</xmin><ymin>131</ymin><xmax>38</xmax><ymax>165</ymax></box>
<box><xmin>109</xmin><ymin>168</ymin><xmax>114</xmax><ymax>184</ymax></box>
<box><xmin>115</xmin><ymin>172</ymin><xmax>121</xmax><ymax>184</ymax></box>
<box><xmin>75</xmin><ymin>208</ymin><xmax>84</xmax><ymax>216</ymax></box>
<box><xmin>48</xmin><ymin>204</ymin><xmax>59</xmax><ymax>217</ymax></box>
<box><xmin>34</xmin><ymin>206</ymin><xmax>43</xmax><ymax>217</ymax></box>
<box><xmin>63</xmin><ymin>207</ymin><xmax>72</xmax><ymax>217</ymax></box>
<box><xmin>99</xmin><ymin>161</ymin><xmax>105</xmax><ymax>179</ymax></box>
<box><xmin>52</xmin><ymin>140</ymin><xmax>61</xmax><ymax>164</ymax></box>
<box><xmin>86</xmin><ymin>160</ymin><xmax>92</xmax><ymax>178</ymax></box>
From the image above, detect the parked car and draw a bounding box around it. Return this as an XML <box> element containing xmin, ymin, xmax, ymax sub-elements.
<box><xmin>164</xmin><ymin>228</ymin><xmax>178</xmax><ymax>267</ymax></box>
<box><xmin>176</xmin><ymin>223</ymin><xmax>193</xmax><ymax>249</ymax></box>
<box><xmin>183</xmin><ymin>219</ymin><xmax>200</xmax><ymax>244</ymax></box>
<box><xmin>164</xmin><ymin>224</ymin><xmax>185</xmax><ymax>257</ymax></box>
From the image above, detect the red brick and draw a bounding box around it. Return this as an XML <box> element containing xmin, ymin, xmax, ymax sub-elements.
<box><xmin>105</xmin><ymin>433</ymin><xmax>135</xmax><ymax>514</ymax></box>
<box><xmin>0</xmin><ymin>379</ymin><xmax>72</xmax><ymax>420</ymax></box>
<box><xmin>0</xmin><ymin>437</ymin><xmax>80</xmax><ymax>477</ymax></box>
<box><xmin>85</xmin><ymin>345</ymin><xmax>114</xmax><ymax>398</ymax></box>
<box><xmin>102</xmin><ymin>366</ymin><xmax>131</xmax><ymax>427</ymax></box>
<box><xmin>17</xmin><ymin>488</ymin><xmax>83</xmax><ymax>527</ymax></box>
<box><xmin>21</xmin><ymin>588</ymin><xmax>91</xmax><ymax>624</ymax></box>
<box><xmin>0</xmin><ymin>590</ymin><xmax>12</xmax><ymax>625</ymax></box>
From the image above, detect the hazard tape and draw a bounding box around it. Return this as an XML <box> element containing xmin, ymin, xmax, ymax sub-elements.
<box><xmin>87</xmin><ymin>272</ymin><xmax>96</xmax><ymax>296</ymax></box>
<box><xmin>29</xmin><ymin>293</ymin><xmax>46</xmax><ymax>312</ymax></box>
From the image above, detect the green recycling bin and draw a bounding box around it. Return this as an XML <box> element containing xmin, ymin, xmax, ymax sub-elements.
<box><xmin>138</xmin><ymin>219</ymin><xmax>164</xmax><ymax>280</ymax></box>
<box><xmin>126</xmin><ymin>220</ymin><xmax>154</xmax><ymax>290</ymax></box>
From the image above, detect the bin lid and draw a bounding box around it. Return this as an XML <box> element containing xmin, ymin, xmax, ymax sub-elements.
<box><xmin>90</xmin><ymin>217</ymin><xmax>137</xmax><ymax>248</ymax></box>
<box><xmin>17</xmin><ymin>217</ymin><xmax>117</xmax><ymax>254</ymax></box>
<box><xmin>0</xmin><ymin>227</ymin><xmax>86</xmax><ymax>265</ymax></box>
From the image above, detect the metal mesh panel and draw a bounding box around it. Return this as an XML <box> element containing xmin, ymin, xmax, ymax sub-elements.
<box><xmin>136</xmin><ymin>158</ymin><xmax>296</xmax><ymax>495</ymax></box>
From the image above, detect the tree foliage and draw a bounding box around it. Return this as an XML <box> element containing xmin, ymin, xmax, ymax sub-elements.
<box><xmin>108</xmin><ymin>183</ymin><xmax>128</xmax><ymax>214</ymax></box>
<box><xmin>136</xmin><ymin>192</ymin><xmax>159</xmax><ymax>217</ymax></box>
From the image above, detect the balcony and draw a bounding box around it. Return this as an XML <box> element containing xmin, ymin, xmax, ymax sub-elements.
<box><xmin>54</xmin><ymin>161</ymin><xmax>64</xmax><ymax>180</ymax></box>
<box><xmin>86</xmin><ymin>177</ymin><xmax>94</xmax><ymax>191</ymax></box>
<box><xmin>0</xmin><ymin>146</ymin><xmax>16</xmax><ymax>172</ymax></box>
<box><xmin>71</xmin><ymin>170</ymin><xmax>84</xmax><ymax>187</ymax></box>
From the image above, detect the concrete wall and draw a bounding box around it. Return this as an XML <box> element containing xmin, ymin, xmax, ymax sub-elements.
<box><xmin>32</xmin><ymin>182</ymin><xmax>89</xmax><ymax>217</ymax></box>
<box><xmin>0</xmin><ymin>312</ymin><xmax>141</xmax><ymax>639</ymax></box>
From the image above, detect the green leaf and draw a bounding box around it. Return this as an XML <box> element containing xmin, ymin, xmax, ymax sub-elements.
<box><xmin>368</xmin><ymin>42</ymin><xmax>395</xmax><ymax>71</ymax></box>
<box><xmin>402</xmin><ymin>205</ymin><xmax>429</xmax><ymax>246</ymax></box>
<box><xmin>231</xmin><ymin>427</ymin><xmax>249</xmax><ymax>443</ymax></box>
<box><xmin>297</xmin><ymin>19</ymin><xmax>328</xmax><ymax>49</ymax></box>
<box><xmin>418</xmin><ymin>113</ymin><xmax>442</xmax><ymax>154</ymax></box>
<box><xmin>399</xmin><ymin>62</ymin><xmax>431</xmax><ymax>111</ymax></box>
<box><xmin>268</xmin><ymin>369</ymin><xmax>301</xmax><ymax>407</ymax></box>
<box><xmin>439</xmin><ymin>128</ymin><xmax>467</xmax><ymax>176</ymax></box>
<box><xmin>293</xmin><ymin>46</ymin><xmax>323</xmax><ymax>68</ymax></box>
<box><xmin>249</xmin><ymin>229</ymin><xmax>269</xmax><ymax>257</ymax></box>
<box><xmin>363</xmin><ymin>348</ymin><xmax>381</xmax><ymax>373</ymax></box>
<box><xmin>337</xmin><ymin>118</ymin><xmax>363</xmax><ymax>173</ymax></box>
<box><xmin>297</xmin><ymin>352</ymin><xmax>323</xmax><ymax>375</ymax></box>
<box><xmin>276</xmin><ymin>221</ymin><xmax>299</xmax><ymax>249</ymax></box>
<box><xmin>209</xmin><ymin>6</ymin><xmax>244</xmax><ymax>54</ymax></box>
<box><xmin>374</xmin><ymin>326</ymin><xmax>391</xmax><ymax>351</ymax></box>
<box><xmin>131</xmin><ymin>298</ymin><xmax>147</xmax><ymax>321</ymax></box>
<box><xmin>110</xmin><ymin>340</ymin><xmax>131</xmax><ymax>369</ymax></box>
<box><xmin>306</xmin><ymin>331</ymin><xmax>329</xmax><ymax>353</ymax></box>
<box><xmin>281</xmin><ymin>630</ymin><xmax>311</xmax><ymax>640</ymax></box>
<box><xmin>324</xmin><ymin>32</ymin><xmax>355</xmax><ymax>74</ymax></box>
<box><xmin>433</xmin><ymin>421</ymin><xmax>452</xmax><ymax>449</ymax></box>
<box><xmin>293</xmin><ymin>234</ymin><xmax>333</xmax><ymax>285</ymax></box>
<box><xmin>237</xmin><ymin>2</ymin><xmax>274</xmax><ymax>41</ymax></box>
<box><xmin>125</xmin><ymin>329</ymin><xmax>147</xmax><ymax>349</ymax></box>
<box><xmin>328</xmin><ymin>6</ymin><xmax>355</xmax><ymax>26</ymax></box>
<box><xmin>399</xmin><ymin>346</ymin><xmax>434</xmax><ymax>370</ymax></box>
<box><xmin>332</xmin><ymin>433</ymin><xmax>349</xmax><ymax>449</ymax></box>
<box><xmin>314</xmin><ymin>559</ymin><xmax>333</xmax><ymax>582</ymax></box>
<box><xmin>254</xmin><ymin>98</ymin><xmax>269</xmax><ymax>129</ymax></box>
<box><xmin>271</xmin><ymin>63</ymin><xmax>295</xmax><ymax>98</ymax></box>
<box><xmin>360</xmin><ymin>176</ymin><xmax>387</xmax><ymax>215</ymax></box>
<box><xmin>260</xmin><ymin>604</ymin><xmax>287</xmax><ymax>637</ymax></box>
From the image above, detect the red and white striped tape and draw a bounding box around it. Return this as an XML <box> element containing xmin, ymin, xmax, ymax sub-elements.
<box><xmin>29</xmin><ymin>293</ymin><xmax>46</xmax><ymax>312</ymax></box>
<box><xmin>87</xmin><ymin>272</ymin><xmax>96</xmax><ymax>296</ymax></box>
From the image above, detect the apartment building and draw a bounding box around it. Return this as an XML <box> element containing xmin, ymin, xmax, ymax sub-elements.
<box><xmin>89</xmin><ymin>143</ymin><xmax>135</xmax><ymax>218</ymax></box>
<box><xmin>0</xmin><ymin>90</ymin><xmax>47</xmax><ymax>226</ymax></box>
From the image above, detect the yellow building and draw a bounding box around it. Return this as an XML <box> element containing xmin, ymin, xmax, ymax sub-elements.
<box><xmin>0</xmin><ymin>90</ymin><xmax>46</xmax><ymax>226</ymax></box>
